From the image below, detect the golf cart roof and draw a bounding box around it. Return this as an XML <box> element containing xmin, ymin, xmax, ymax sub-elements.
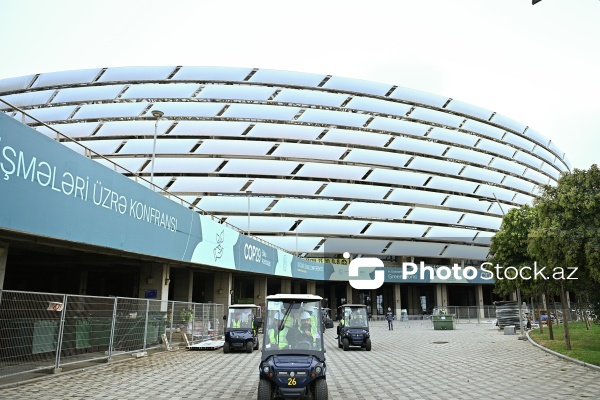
<box><xmin>338</xmin><ymin>304</ymin><xmax>368</xmax><ymax>309</ymax></box>
<box><xmin>266</xmin><ymin>294</ymin><xmax>323</xmax><ymax>301</ymax></box>
<box><xmin>229</xmin><ymin>304</ymin><xmax>261</xmax><ymax>309</ymax></box>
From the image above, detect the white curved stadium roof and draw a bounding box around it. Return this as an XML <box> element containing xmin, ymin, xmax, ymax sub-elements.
<box><xmin>0</xmin><ymin>66</ymin><xmax>571</xmax><ymax>261</ymax></box>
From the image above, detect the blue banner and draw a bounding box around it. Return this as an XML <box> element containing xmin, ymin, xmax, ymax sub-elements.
<box><xmin>0</xmin><ymin>114</ymin><xmax>201</xmax><ymax>261</ymax></box>
<box><xmin>233</xmin><ymin>234</ymin><xmax>278</xmax><ymax>275</ymax></box>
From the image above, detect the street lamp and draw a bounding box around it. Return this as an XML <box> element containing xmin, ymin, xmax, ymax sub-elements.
<box><xmin>150</xmin><ymin>110</ymin><xmax>164</xmax><ymax>191</ymax></box>
<box><xmin>246</xmin><ymin>190</ymin><xmax>252</xmax><ymax>235</ymax></box>
<box><xmin>480</xmin><ymin>193</ymin><xmax>526</xmax><ymax>340</ymax></box>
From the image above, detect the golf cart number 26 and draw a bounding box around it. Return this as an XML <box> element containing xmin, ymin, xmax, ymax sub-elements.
<box><xmin>287</xmin><ymin>378</ymin><xmax>297</xmax><ymax>386</ymax></box>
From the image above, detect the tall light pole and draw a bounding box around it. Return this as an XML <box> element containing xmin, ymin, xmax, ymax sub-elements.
<box><xmin>246</xmin><ymin>190</ymin><xmax>252</xmax><ymax>235</ymax></box>
<box><xmin>150</xmin><ymin>110</ymin><xmax>164</xmax><ymax>191</ymax></box>
<box><xmin>295</xmin><ymin>219</ymin><xmax>301</xmax><ymax>256</ymax></box>
<box><xmin>491</xmin><ymin>192</ymin><xmax>506</xmax><ymax>216</ymax></box>
<box><xmin>479</xmin><ymin>193</ymin><xmax>506</xmax><ymax>216</ymax></box>
<box><xmin>480</xmin><ymin>193</ymin><xmax>526</xmax><ymax>339</ymax></box>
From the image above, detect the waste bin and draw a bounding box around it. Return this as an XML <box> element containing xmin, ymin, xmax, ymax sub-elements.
<box><xmin>75</xmin><ymin>318</ymin><xmax>92</xmax><ymax>349</ymax></box>
<box><xmin>504</xmin><ymin>325</ymin><xmax>516</xmax><ymax>335</ymax></box>
<box><xmin>90</xmin><ymin>317</ymin><xmax>113</xmax><ymax>348</ymax></box>
<box><xmin>32</xmin><ymin>320</ymin><xmax>59</xmax><ymax>354</ymax></box>
<box><xmin>145</xmin><ymin>320</ymin><xmax>160</xmax><ymax>344</ymax></box>
<box><xmin>432</xmin><ymin>315</ymin><xmax>455</xmax><ymax>330</ymax></box>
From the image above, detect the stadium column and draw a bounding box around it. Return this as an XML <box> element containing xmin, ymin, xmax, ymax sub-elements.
<box><xmin>306</xmin><ymin>281</ymin><xmax>316</xmax><ymax>296</ymax></box>
<box><xmin>346</xmin><ymin>283</ymin><xmax>354</xmax><ymax>304</ymax></box>
<box><xmin>214</xmin><ymin>271</ymin><xmax>232</xmax><ymax>307</ymax></box>
<box><xmin>281</xmin><ymin>279</ymin><xmax>292</xmax><ymax>294</ymax></box>
<box><xmin>405</xmin><ymin>285</ymin><xmax>414</xmax><ymax>314</ymax></box>
<box><xmin>0</xmin><ymin>241</ymin><xmax>7</xmax><ymax>290</ymax></box>
<box><xmin>394</xmin><ymin>283</ymin><xmax>402</xmax><ymax>319</ymax></box>
<box><xmin>435</xmin><ymin>283</ymin><xmax>448</xmax><ymax>309</ymax></box>
<box><xmin>254</xmin><ymin>276</ymin><xmax>267</xmax><ymax>304</ymax></box>
<box><xmin>477</xmin><ymin>284</ymin><xmax>485</xmax><ymax>320</ymax></box>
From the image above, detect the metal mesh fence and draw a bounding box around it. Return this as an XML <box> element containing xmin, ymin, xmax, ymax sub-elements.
<box><xmin>394</xmin><ymin>315</ymin><xmax>434</xmax><ymax>328</ymax></box>
<box><xmin>57</xmin><ymin>294</ymin><xmax>117</xmax><ymax>366</ymax></box>
<box><xmin>0</xmin><ymin>291</ymin><xmax>65</xmax><ymax>376</ymax></box>
<box><xmin>447</xmin><ymin>306</ymin><xmax>496</xmax><ymax>322</ymax></box>
<box><xmin>0</xmin><ymin>290</ymin><xmax>224</xmax><ymax>379</ymax></box>
<box><xmin>370</xmin><ymin>306</ymin><xmax>496</xmax><ymax>323</ymax></box>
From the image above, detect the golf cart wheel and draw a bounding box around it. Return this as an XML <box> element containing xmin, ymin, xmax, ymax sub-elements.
<box><xmin>343</xmin><ymin>338</ymin><xmax>349</xmax><ymax>351</ymax></box>
<box><xmin>314</xmin><ymin>378</ymin><xmax>328</xmax><ymax>400</ymax></box>
<box><xmin>337</xmin><ymin>338</ymin><xmax>342</xmax><ymax>348</ymax></box>
<box><xmin>223</xmin><ymin>342</ymin><xmax>230</xmax><ymax>354</ymax></box>
<box><xmin>257</xmin><ymin>378</ymin><xmax>271</xmax><ymax>400</ymax></box>
<box><xmin>254</xmin><ymin>338</ymin><xmax>260</xmax><ymax>350</ymax></box>
<box><xmin>246</xmin><ymin>341</ymin><xmax>253</xmax><ymax>353</ymax></box>
<box><xmin>365</xmin><ymin>338</ymin><xmax>372</xmax><ymax>351</ymax></box>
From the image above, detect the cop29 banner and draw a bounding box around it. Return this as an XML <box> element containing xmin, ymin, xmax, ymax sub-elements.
<box><xmin>233</xmin><ymin>234</ymin><xmax>278</xmax><ymax>275</ymax></box>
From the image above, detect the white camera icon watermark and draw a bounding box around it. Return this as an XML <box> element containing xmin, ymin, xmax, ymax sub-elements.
<box><xmin>345</xmin><ymin>252</ymin><xmax>385</xmax><ymax>290</ymax></box>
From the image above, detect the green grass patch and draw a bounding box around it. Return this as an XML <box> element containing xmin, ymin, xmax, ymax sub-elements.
<box><xmin>529</xmin><ymin>321</ymin><xmax>600</xmax><ymax>366</ymax></box>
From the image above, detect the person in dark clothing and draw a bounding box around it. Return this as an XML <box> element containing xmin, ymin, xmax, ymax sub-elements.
<box><xmin>385</xmin><ymin>307</ymin><xmax>394</xmax><ymax>330</ymax></box>
<box><xmin>335</xmin><ymin>314</ymin><xmax>346</xmax><ymax>339</ymax></box>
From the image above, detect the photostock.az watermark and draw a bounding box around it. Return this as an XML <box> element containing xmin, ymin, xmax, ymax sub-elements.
<box><xmin>347</xmin><ymin>256</ymin><xmax>578</xmax><ymax>290</ymax></box>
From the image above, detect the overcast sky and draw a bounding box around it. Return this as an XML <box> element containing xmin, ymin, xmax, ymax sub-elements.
<box><xmin>1</xmin><ymin>0</ymin><xmax>597</xmax><ymax>171</ymax></box>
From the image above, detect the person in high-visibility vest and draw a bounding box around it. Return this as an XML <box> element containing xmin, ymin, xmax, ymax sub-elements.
<box><xmin>268</xmin><ymin>312</ymin><xmax>290</xmax><ymax>349</ymax></box>
<box><xmin>181</xmin><ymin>307</ymin><xmax>194</xmax><ymax>331</ymax></box>
<box><xmin>231</xmin><ymin>312</ymin><xmax>242</xmax><ymax>328</ymax></box>
<box><xmin>181</xmin><ymin>307</ymin><xmax>194</xmax><ymax>323</ymax></box>
<box><xmin>241</xmin><ymin>313</ymin><xmax>256</xmax><ymax>335</ymax></box>
<box><xmin>310</xmin><ymin>307</ymin><xmax>320</xmax><ymax>331</ymax></box>
<box><xmin>291</xmin><ymin>311</ymin><xmax>319</xmax><ymax>349</ymax></box>
<box><xmin>336</xmin><ymin>313</ymin><xmax>346</xmax><ymax>339</ymax></box>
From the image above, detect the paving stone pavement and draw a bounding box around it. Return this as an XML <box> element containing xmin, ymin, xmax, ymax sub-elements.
<box><xmin>1</xmin><ymin>320</ymin><xmax>599</xmax><ymax>399</ymax></box>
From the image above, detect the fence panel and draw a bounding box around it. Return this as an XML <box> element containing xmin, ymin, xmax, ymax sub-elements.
<box><xmin>395</xmin><ymin>314</ymin><xmax>433</xmax><ymax>328</ymax></box>
<box><xmin>146</xmin><ymin>299</ymin><xmax>170</xmax><ymax>349</ymax></box>
<box><xmin>57</xmin><ymin>295</ymin><xmax>117</xmax><ymax>368</ymax></box>
<box><xmin>111</xmin><ymin>297</ymin><xmax>150</xmax><ymax>355</ymax></box>
<box><xmin>204</xmin><ymin>303</ymin><xmax>224</xmax><ymax>340</ymax></box>
<box><xmin>0</xmin><ymin>290</ymin><xmax>224</xmax><ymax>380</ymax></box>
<box><xmin>168</xmin><ymin>301</ymin><xmax>194</xmax><ymax>347</ymax></box>
<box><xmin>0</xmin><ymin>290</ymin><xmax>65</xmax><ymax>377</ymax></box>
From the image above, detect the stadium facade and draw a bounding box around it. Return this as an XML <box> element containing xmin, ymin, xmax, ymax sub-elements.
<box><xmin>0</xmin><ymin>66</ymin><xmax>570</xmax><ymax>316</ymax></box>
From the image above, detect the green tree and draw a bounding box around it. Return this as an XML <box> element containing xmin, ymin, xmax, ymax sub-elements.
<box><xmin>528</xmin><ymin>164</ymin><xmax>600</xmax><ymax>350</ymax></box>
<box><xmin>488</xmin><ymin>205</ymin><xmax>547</xmax><ymax>336</ymax></box>
<box><xmin>570</xmin><ymin>267</ymin><xmax>597</xmax><ymax>329</ymax></box>
<box><xmin>489</xmin><ymin>205</ymin><xmax>535</xmax><ymax>294</ymax></box>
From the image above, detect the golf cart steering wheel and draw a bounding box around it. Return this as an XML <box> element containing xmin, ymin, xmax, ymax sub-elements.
<box><xmin>293</xmin><ymin>340</ymin><xmax>313</xmax><ymax>350</ymax></box>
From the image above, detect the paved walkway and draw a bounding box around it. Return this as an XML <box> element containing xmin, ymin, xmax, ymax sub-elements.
<box><xmin>1</xmin><ymin>320</ymin><xmax>599</xmax><ymax>399</ymax></box>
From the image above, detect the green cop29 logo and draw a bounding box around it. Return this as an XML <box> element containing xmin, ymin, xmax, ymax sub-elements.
<box><xmin>345</xmin><ymin>252</ymin><xmax>385</xmax><ymax>290</ymax></box>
